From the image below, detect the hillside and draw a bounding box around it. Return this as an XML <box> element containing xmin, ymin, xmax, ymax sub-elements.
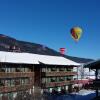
<box><xmin>0</xmin><ymin>34</ymin><xmax>61</xmax><ymax>56</ymax></box>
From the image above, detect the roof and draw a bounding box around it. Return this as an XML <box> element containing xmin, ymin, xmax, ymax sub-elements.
<box><xmin>84</xmin><ymin>59</ymin><xmax>100</xmax><ymax>69</ymax></box>
<box><xmin>0</xmin><ymin>51</ymin><xmax>80</xmax><ymax>66</ymax></box>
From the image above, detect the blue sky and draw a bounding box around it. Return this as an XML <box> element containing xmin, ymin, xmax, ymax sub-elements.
<box><xmin>0</xmin><ymin>0</ymin><xmax>100</xmax><ymax>59</ymax></box>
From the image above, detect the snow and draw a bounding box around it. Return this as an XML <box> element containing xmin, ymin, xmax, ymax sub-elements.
<box><xmin>75</xmin><ymin>89</ymin><xmax>95</xmax><ymax>95</ymax></box>
<box><xmin>43</xmin><ymin>90</ymin><xmax>96</xmax><ymax>100</ymax></box>
<box><xmin>0</xmin><ymin>51</ymin><xmax>80</xmax><ymax>66</ymax></box>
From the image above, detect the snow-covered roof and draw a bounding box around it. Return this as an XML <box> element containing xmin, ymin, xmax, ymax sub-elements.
<box><xmin>0</xmin><ymin>51</ymin><xmax>80</xmax><ymax>66</ymax></box>
<box><xmin>0</xmin><ymin>51</ymin><xmax>39</xmax><ymax>64</ymax></box>
<box><xmin>35</xmin><ymin>54</ymin><xmax>80</xmax><ymax>66</ymax></box>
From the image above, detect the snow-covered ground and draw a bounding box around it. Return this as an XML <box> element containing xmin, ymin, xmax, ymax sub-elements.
<box><xmin>43</xmin><ymin>89</ymin><xmax>96</xmax><ymax>100</ymax></box>
<box><xmin>72</xmin><ymin>89</ymin><xmax>95</xmax><ymax>95</ymax></box>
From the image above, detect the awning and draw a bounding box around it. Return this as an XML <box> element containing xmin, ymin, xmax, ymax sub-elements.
<box><xmin>0</xmin><ymin>51</ymin><xmax>80</xmax><ymax>66</ymax></box>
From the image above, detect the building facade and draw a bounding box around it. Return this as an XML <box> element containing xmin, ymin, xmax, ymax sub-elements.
<box><xmin>0</xmin><ymin>63</ymin><xmax>34</xmax><ymax>100</ymax></box>
<box><xmin>0</xmin><ymin>51</ymin><xmax>79</xmax><ymax>99</ymax></box>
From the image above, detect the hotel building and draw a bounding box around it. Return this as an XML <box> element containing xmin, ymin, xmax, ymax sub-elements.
<box><xmin>0</xmin><ymin>51</ymin><xmax>79</xmax><ymax>99</ymax></box>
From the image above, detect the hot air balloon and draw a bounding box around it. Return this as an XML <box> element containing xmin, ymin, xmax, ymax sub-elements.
<box><xmin>70</xmin><ymin>27</ymin><xmax>82</xmax><ymax>41</ymax></box>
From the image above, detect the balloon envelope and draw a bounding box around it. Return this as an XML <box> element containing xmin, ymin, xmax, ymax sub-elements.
<box><xmin>70</xmin><ymin>27</ymin><xmax>82</xmax><ymax>41</ymax></box>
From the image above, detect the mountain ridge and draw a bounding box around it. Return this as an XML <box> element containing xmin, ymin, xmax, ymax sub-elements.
<box><xmin>0</xmin><ymin>34</ymin><xmax>93</xmax><ymax>63</ymax></box>
<box><xmin>0</xmin><ymin>34</ymin><xmax>61</xmax><ymax>56</ymax></box>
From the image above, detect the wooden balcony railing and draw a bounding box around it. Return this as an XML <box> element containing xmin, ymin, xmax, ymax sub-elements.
<box><xmin>42</xmin><ymin>72</ymin><xmax>77</xmax><ymax>77</ymax></box>
<box><xmin>42</xmin><ymin>81</ymin><xmax>72</xmax><ymax>88</ymax></box>
<box><xmin>0</xmin><ymin>84</ymin><xmax>33</xmax><ymax>93</ymax></box>
<box><xmin>0</xmin><ymin>72</ymin><xmax>34</xmax><ymax>78</ymax></box>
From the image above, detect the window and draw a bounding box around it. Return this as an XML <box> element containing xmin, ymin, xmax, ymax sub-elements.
<box><xmin>46</xmin><ymin>78</ymin><xmax>51</xmax><ymax>83</ymax></box>
<box><xmin>0</xmin><ymin>68</ymin><xmax>5</xmax><ymax>72</ymax></box>
<box><xmin>66</xmin><ymin>68</ymin><xmax>72</xmax><ymax>72</ymax></box>
<box><xmin>59</xmin><ymin>77</ymin><xmax>65</xmax><ymax>81</ymax></box>
<box><xmin>15</xmin><ymin>68</ymin><xmax>21</xmax><ymax>72</ymax></box>
<box><xmin>50</xmin><ymin>77</ymin><xmax>56</xmax><ymax>82</ymax></box>
<box><xmin>42</xmin><ymin>78</ymin><xmax>46</xmax><ymax>83</ymax></box>
<box><xmin>24</xmin><ymin>78</ymin><xmax>30</xmax><ymax>84</ymax></box>
<box><xmin>10</xmin><ymin>80</ymin><xmax>14</xmax><ymax>86</ymax></box>
<box><xmin>47</xmin><ymin>68</ymin><xmax>51</xmax><ymax>72</ymax></box>
<box><xmin>66</xmin><ymin>76</ymin><xmax>72</xmax><ymax>81</ymax></box>
<box><xmin>59</xmin><ymin>68</ymin><xmax>64</xmax><ymax>71</ymax></box>
<box><xmin>15</xmin><ymin>79</ymin><xmax>20</xmax><ymax>85</ymax></box>
<box><xmin>42</xmin><ymin>68</ymin><xmax>46</xmax><ymax>72</ymax></box>
<box><xmin>0</xmin><ymin>80</ymin><xmax>4</xmax><ymax>86</ymax></box>
<box><xmin>51</xmin><ymin>68</ymin><xmax>56</xmax><ymax>71</ymax></box>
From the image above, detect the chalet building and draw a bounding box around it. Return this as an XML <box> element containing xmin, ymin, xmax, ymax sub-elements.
<box><xmin>84</xmin><ymin>60</ymin><xmax>100</xmax><ymax>98</ymax></box>
<box><xmin>0</xmin><ymin>51</ymin><xmax>80</xmax><ymax>99</ymax></box>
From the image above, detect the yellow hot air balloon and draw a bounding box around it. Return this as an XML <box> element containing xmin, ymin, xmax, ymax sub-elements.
<box><xmin>70</xmin><ymin>27</ymin><xmax>82</xmax><ymax>41</ymax></box>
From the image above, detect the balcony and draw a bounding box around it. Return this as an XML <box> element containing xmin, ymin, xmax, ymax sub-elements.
<box><xmin>0</xmin><ymin>72</ymin><xmax>34</xmax><ymax>78</ymax></box>
<box><xmin>42</xmin><ymin>72</ymin><xmax>77</xmax><ymax>77</ymax></box>
<box><xmin>0</xmin><ymin>84</ymin><xmax>33</xmax><ymax>93</ymax></box>
<box><xmin>42</xmin><ymin>81</ymin><xmax>71</xmax><ymax>88</ymax></box>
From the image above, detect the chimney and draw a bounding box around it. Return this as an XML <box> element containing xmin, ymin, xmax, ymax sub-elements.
<box><xmin>59</xmin><ymin>48</ymin><xmax>65</xmax><ymax>55</ymax></box>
